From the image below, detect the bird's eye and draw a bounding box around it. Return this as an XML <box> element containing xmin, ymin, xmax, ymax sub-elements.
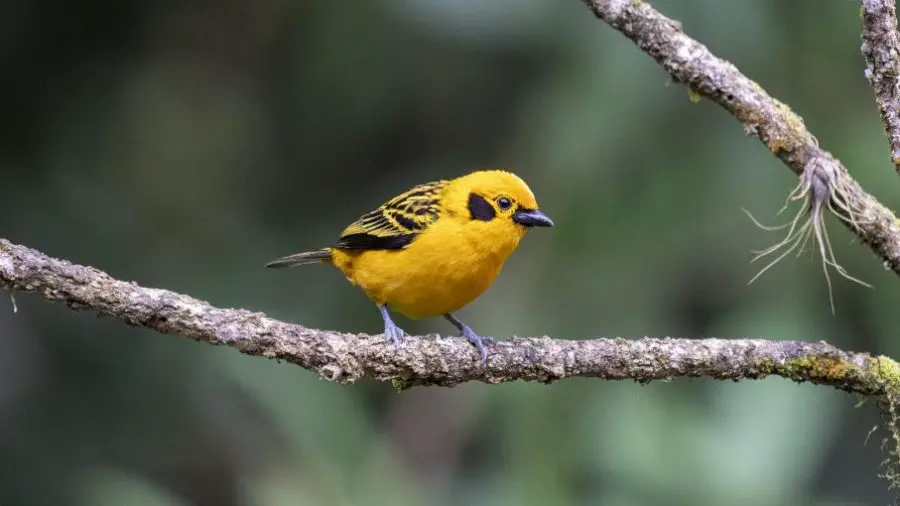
<box><xmin>497</xmin><ymin>197</ymin><xmax>512</xmax><ymax>210</ymax></box>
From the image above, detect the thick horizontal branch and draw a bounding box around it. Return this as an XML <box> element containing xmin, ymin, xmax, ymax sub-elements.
<box><xmin>861</xmin><ymin>0</ymin><xmax>900</xmax><ymax>173</ymax></box>
<box><xmin>580</xmin><ymin>0</ymin><xmax>900</xmax><ymax>275</ymax></box>
<box><xmin>1</xmin><ymin>238</ymin><xmax>898</xmax><ymax>393</ymax></box>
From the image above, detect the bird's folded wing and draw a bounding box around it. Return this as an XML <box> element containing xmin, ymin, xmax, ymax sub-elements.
<box><xmin>335</xmin><ymin>180</ymin><xmax>446</xmax><ymax>251</ymax></box>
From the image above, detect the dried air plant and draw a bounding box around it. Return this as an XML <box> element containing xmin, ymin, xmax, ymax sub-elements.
<box><xmin>744</xmin><ymin>162</ymin><xmax>871</xmax><ymax>313</ymax></box>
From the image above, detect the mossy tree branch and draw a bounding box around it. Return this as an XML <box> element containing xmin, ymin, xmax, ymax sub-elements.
<box><xmin>1</xmin><ymin>238</ymin><xmax>899</xmax><ymax>393</ymax></box>
<box><xmin>579</xmin><ymin>0</ymin><xmax>900</xmax><ymax>276</ymax></box>
<box><xmin>861</xmin><ymin>0</ymin><xmax>900</xmax><ymax>173</ymax></box>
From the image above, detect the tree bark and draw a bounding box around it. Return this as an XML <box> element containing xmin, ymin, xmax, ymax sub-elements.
<box><xmin>2</xmin><ymin>238</ymin><xmax>898</xmax><ymax>392</ymax></box>
<box><xmin>861</xmin><ymin>0</ymin><xmax>900</xmax><ymax>173</ymax></box>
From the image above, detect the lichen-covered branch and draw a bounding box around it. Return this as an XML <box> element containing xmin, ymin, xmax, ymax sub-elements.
<box><xmin>1</xmin><ymin>237</ymin><xmax>898</xmax><ymax>393</ymax></box>
<box><xmin>579</xmin><ymin>0</ymin><xmax>900</xmax><ymax>276</ymax></box>
<box><xmin>861</xmin><ymin>0</ymin><xmax>900</xmax><ymax>173</ymax></box>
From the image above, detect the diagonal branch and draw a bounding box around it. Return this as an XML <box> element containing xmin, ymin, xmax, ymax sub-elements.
<box><xmin>1</xmin><ymin>237</ymin><xmax>899</xmax><ymax>393</ymax></box>
<box><xmin>579</xmin><ymin>0</ymin><xmax>900</xmax><ymax>276</ymax></box>
<box><xmin>861</xmin><ymin>0</ymin><xmax>900</xmax><ymax>173</ymax></box>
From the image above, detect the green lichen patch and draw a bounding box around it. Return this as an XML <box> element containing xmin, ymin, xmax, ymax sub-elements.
<box><xmin>870</xmin><ymin>355</ymin><xmax>900</xmax><ymax>393</ymax></box>
<box><xmin>782</xmin><ymin>355</ymin><xmax>853</xmax><ymax>382</ymax></box>
<box><xmin>749</xmin><ymin>357</ymin><xmax>776</xmax><ymax>377</ymax></box>
<box><xmin>391</xmin><ymin>377</ymin><xmax>413</xmax><ymax>392</ymax></box>
<box><xmin>687</xmin><ymin>88</ymin><xmax>701</xmax><ymax>103</ymax></box>
<box><xmin>766</xmin><ymin>353</ymin><xmax>900</xmax><ymax>397</ymax></box>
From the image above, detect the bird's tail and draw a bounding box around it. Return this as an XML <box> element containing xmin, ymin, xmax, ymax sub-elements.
<box><xmin>265</xmin><ymin>248</ymin><xmax>333</xmax><ymax>268</ymax></box>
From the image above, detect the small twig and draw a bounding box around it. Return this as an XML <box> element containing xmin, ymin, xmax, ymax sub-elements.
<box><xmin>0</xmin><ymin>237</ymin><xmax>898</xmax><ymax>393</ymax></box>
<box><xmin>861</xmin><ymin>0</ymin><xmax>900</xmax><ymax>173</ymax></box>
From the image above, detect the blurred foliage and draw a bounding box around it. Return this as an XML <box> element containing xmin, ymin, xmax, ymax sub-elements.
<box><xmin>0</xmin><ymin>0</ymin><xmax>897</xmax><ymax>504</ymax></box>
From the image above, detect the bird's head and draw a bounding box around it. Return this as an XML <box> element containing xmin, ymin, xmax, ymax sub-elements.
<box><xmin>444</xmin><ymin>169</ymin><xmax>553</xmax><ymax>252</ymax></box>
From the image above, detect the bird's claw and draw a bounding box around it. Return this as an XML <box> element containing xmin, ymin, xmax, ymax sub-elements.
<box><xmin>384</xmin><ymin>323</ymin><xmax>407</xmax><ymax>346</ymax></box>
<box><xmin>460</xmin><ymin>326</ymin><xmax>492</xmax><ymax>367</ymax></box>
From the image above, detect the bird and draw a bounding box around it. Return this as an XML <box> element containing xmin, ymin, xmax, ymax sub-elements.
<box><xmin>265</xmin><ymin>169</ymin><xmax>553</xmax><ymax>366</ymax></box>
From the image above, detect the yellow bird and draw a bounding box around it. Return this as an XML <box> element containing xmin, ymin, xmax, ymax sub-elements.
<box><xmin>265</xmin><ymin>169</ymin><xmax>553</xmax><ymax>365</ymax></box>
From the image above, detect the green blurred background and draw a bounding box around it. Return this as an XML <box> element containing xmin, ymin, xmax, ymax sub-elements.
<box><xmin>1</xmin><ymin>0</ymin><xmax>898</xmax><ymax>504</ymax></box>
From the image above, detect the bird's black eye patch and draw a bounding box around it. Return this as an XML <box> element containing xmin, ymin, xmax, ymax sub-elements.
<box><xmin>497</xmin><ymin>197</ymin><xmax>512</xmax><ymax>210</ymax></box>
<box><xmin>468</xmin><ymin>193</ymin><xmax>496</xmax><ymax>221</ymax></box>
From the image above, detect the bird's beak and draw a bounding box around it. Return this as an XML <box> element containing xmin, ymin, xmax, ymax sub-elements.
<box><xmin>512</xmin><ymin>208</ymin><xmax>554</xmax><ymax>228</ymax></box>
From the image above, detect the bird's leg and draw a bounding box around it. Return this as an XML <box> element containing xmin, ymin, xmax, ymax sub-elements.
<box><xmin>443</xmin><ymin>313</ymin><xmax>493</xmax><ymax>366</ymax></box>
<box><xmin>378</xmin><ymin>304</ymin><xmax>406</xmax><ymax>346</ymax></box>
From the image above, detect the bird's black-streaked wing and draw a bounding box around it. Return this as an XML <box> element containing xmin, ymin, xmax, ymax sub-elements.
<box><xmin>335</xmin><ymin>180</ymin><xmax>446</xmax><ymax>251</ymax></box>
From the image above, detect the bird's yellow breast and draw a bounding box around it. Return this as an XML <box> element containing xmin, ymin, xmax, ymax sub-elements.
<box><xmin>329</xmin><ymin>218</ymin><xmax>523</xmax><ymax>319</ymax></box>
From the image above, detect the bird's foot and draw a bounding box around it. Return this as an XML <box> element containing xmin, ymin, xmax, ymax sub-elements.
<box><xmin>459</xmin><ymin>325</ymin><xmax>493</xmax><ymax>367</ymax></box>
<box><xmin>384</xmin><ymin>320</ymin><xmax>407</xmax><ymax>346</ymax></box>
<box><xmin>378</xmin><ymin>304</ymin><xmax>407</xmax><ymax>346</ymax></box>
<box><xmin>443</xmin><ymin>313</ymin><xmax>494</xmax><ymax>367</ymax></box>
